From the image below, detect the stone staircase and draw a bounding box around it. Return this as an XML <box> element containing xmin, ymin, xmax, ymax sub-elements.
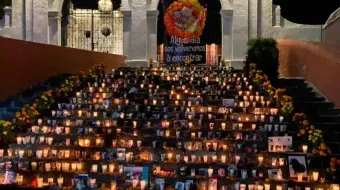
<box><xmin>277</xmin><ymin>78</ymin><xmax>340</xmax><ymax>155</ymax></box>
<box><xmin>0</xmin><ymin>74</ymin><xmax>71</xmax><ymax>120</ymax></box>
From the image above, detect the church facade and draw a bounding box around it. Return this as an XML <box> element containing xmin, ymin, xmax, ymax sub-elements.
<box><xmin>0</xmin><ymin>0</ymin><xmax>323</xmax><ymax>67</ymax></box>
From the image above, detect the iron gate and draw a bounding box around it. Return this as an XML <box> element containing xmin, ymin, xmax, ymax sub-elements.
<box><xmin>62</xmin><ymin>9</ymin><xmax>123</xmax><ymax>55</ymax></box>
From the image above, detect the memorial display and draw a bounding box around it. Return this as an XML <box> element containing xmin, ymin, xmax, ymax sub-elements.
<box><xmin>0</xmin><ymin>64</ymin><xmax>338</xmax><ymax>189</ymax></box>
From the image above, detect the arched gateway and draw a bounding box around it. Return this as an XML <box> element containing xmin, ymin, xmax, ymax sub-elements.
<box><xmin>61</xmin><ymin>0</ymin><xmax>123</xmax><ymax>55</ymax></box>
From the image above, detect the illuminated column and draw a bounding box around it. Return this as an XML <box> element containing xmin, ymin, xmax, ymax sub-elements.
<box><xmin>220</xmin><ymin>9</ymin><xmax>233</xmax><ymax>66</ymax></box>
<box><xmin>122</xmin><ymin>10</ymin><xmax>132</xmax><ymax>61</ymax></box>
<box><xmin>48</xmin><ymin>11</ymin><xmax>61</xmax><ymax>45</ymax></box>
<box><xmin>2</xmin><ymin>6</ymin><xmax>12</xmax><ymax>27</ymax></box>
<box><xmin>147</xmin><ymin>10</ymin><xmax>159</xmax><ymax>62</ymax></box>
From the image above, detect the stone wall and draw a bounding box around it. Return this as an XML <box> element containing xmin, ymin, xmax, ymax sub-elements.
<box><xmin>0</xmin><ymin>0</ymin><xmax>324</xmax><ymax>68</ymax></box>
<box><xmin>0</xmin><ymin>36</ymin><xmax>126</xmax><ymax>103</ymax></box>
<box><xmin>324</xmin><ymin>7</ymin><xmax>340</xmax><ymax>47</ymax></box>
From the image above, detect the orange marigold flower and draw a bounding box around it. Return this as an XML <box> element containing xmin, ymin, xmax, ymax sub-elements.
<box><xmin>303</xmin><ymin>120</ymin><xmax>309</xmax><ymax>126</ymax></box>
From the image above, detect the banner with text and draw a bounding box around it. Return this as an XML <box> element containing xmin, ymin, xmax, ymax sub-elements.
<box><xmin>163</xmin><ymin>0</ymin><xmax>207</xmax><ymax>64</ymax></box>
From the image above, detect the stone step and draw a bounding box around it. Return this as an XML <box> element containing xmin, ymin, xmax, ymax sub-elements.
<box><xmin>310</xmin><ymin>115</ymin><xmax>340</xmax><ymax>123</ymax></box>
<box><xmin>276</xmin><ymin>78</ymin><xmax>306</xmax><ymax>87</ymax></box>
<box><xmin>311</xmin><ymin>123</ymin><xmax>340</xmax><ymax>133</ymax></box>
<box><xmin>294</xmin><ymin>102</ymin><xmax>335</xmax><ymax>113</ymax></box>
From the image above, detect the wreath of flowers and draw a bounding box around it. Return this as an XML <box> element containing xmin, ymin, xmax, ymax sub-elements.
<box><xmin>164</xmin><ymin>0</ymin><xmax>207</xmax><ymax>39</ymax></box>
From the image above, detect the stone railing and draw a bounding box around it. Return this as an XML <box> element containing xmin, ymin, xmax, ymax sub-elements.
<box><xmin>323</xmin><ymin>7</ymin><xmax>340</xmax><ymax>46</ymax></box>
<box><xmin>277</xmin><ymin>39</ymin><xmax>340</xmax><ymax>107</ymax></box>
<box><xmin>0</xmin><ymin>37</ymin><xmax>126</xmax><ymax>103</ymax></box>
<box><xmin>324</xmin><ymin>7</ymin><xmax>340</xmax><ymax>29</ymax></box>
<box><xmin>0</xmin><ymin>6</ymin><xmax>12</xmax><ymax>28</ymax></box>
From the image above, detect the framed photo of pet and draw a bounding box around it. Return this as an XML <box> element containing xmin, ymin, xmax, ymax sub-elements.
<box><xmin>287</xmin><ymin>155</ymin><xmax>308</xmax><ymax>178</ymax></box>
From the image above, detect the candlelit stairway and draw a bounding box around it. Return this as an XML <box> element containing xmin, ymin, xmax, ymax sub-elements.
<box><xmin>277</xmin><ymin>78</ymin><xmax>340</xmax><ymax>156</ymax></box>
<box><xmin>2</xmin><ymin>66</ymin><xmax>340</xmax><ymax>189</ymax></box>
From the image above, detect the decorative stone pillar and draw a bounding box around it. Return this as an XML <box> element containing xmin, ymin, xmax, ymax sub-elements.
<box><xmin>122</xmin><ymin>10</ymin><xmax>132</xmax><ymax>62</ymax></box>
<box><xmin>146</xmin><ymin>10</ymin><xmax>159</xmax><ymax>62</ymax></box>
<box><xmin>2</xmin><ymin>6</ymin><xmax>12</xmax><ymax>27</ymax></box>
<box><xmin>32</xmin><ymin>0</ymin><xmax>49</xmax><ymax>43</ymax></box>
<box><xmin>48</xmin><ymin>11</ymin><xmax>61</xmax><ymax>45</ymax></box>
<box><xmin>220</xmin><ymin>9</ymin><xmax>233</xmax><ymax>66</ymax></box>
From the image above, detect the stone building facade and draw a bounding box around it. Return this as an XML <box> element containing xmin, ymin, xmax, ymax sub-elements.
<box><xmin>0</xmin><ymin>0</ymin><xmax>323</xmax><ymax>67</ymax></box>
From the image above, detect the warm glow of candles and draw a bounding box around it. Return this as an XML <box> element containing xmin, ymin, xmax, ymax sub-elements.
<box><xmin>208</xmin><ymin>168</ymin><xmax>213</xmax><ymax>177</ymax></box>
<box><xmin>57</xmin><ymin>177</ymin><xmax>64</xmax><ymax>188</ymax></box>
<box><xmin>313</xmin><ymin>171</ymin><xmax>319</xmax><ymax>181</ymax></box>
<box><xmin>302</xmin><ymin>145</ymin><xmax>308</xmax><ymax>153</ymax></box>
<box><xmin>92</xmin><ymin>164</ymin><xmax>98</xmax><ymax>173</ymax></box>
<box><xmin>258</xmin><ymin>156</ymin><xmax>264</xmax><ymax>165</ymax></box>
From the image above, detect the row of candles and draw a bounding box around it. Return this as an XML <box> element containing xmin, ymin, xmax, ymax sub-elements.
<box><xmin>15</xmin><ymin>174</ymin><xmax>126</xmax><ymax>190</ymax></box>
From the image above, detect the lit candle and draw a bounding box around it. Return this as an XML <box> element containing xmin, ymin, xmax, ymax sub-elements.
<box><xmin>252</xmin><ymin>124</ymin><xmax>256</xmax><ymax>130</ymax></box>
<box><xmin>43</xmin><ymin>149</ymin><xmax>49</xmax><ymax>158</ymax></box>
<box><xmin>208</xmin><ymin>168</ymin><xmax>213</xmax><ymax>177</ymax></box>
<box><xmin>111</xmin><ymin>181</ymin><xmax>117</xmax><ymax>190</ymax></box>
<box><xmin>96</xmin><ymin>138</ymin><xmax>102</xmax><ymax>146</ymax></box>
<box><xmin>92</xmin><ymin>164</ymin><xmax>98</xmax><ymax>173</ymax></box>
<box><xmin>235</xmin><ymin>155</ymin><xmax>240</xmax><ymax>164</ymax></box>
<box><xmin>276</xmin><ymin>185</ymin><xmax>282</xmax><ymax>190</ymax></box>
<box><xmin>36</xmin><ymin>150</ymin><xmax>43</xmax><ymax>159</ymax></box>
<box><xmin>78</xmin><ymin>110</ymin><xmax>82</xmax><ymax>117</ymax></box>
<box><xmin>264</xmin><ymin>184</ymin><xmax>270</xmax><ymax>190</ymax></box>
<box><xmin>57</xmin><ymin>177</ymin><xmax>64</xmax><ymax>188</ymax></box>
<box><xmin>302</xmin><ymin>145</ymin><xmax>308</xmax><ymax>153</ymax></box>
<box><xmin>258</xmin><ymin>156</ymin><xmax>264</xmax><ymax>165</ymax></box>
<box><xmin>312</xmin><ymin>171</ymin><xmax>319</xmax><ymax>181</ymax></box>
<box><xmin>90</xmin><ymin>178</ymin><xmax>96</xmax><ymax>188</ymax></box>
<box><xmin>203</xmin><ymin>155</ymin><xmax>208</xmax><ymax>163</ymax></box>
<box><xmin>17</xmin><ymin>137</ymin><xmax>23</xmax><ymax>144</ymax></box>
<box><xmin>140</xmin><ymin>180</ymin><xmax>146</xmax><ymax>190</ymax></box>
<box><xmin>71</xmin><ymin>162</ymin><xmax>77</xmax><ymax>171</ymax></box>
<box><xmin>77</xmin><ymin>163</ymin><xmax>83</xmax><ymax>171</ymax></box>
<box><xmin>65</xmin><ymin>150</ymin><xmax>70</xmax><ymax>158</ymax></box>
<box><xmin>84</xmin><ymin>139</ymin><xmax>90</xmax><ymax>147</ymax></box>
<box><xmin>37</xmin><ymin>177</ymin><xmax>43</xmax><ymax>187</ymax></box>
<box><xmin>221</xmin><ymin>155</ymin><xmax>226</xmax><ymax>163</ymax></box>
<box><xmin>16</xmin><ymin>175</ymin><xmax>23</xmax><ymax>185</ymax></box>
<box><xmin>19</xmin><ymin>149</ymin><xmax>24</xmax><ymax>158</ymax></box>
<box><xmin>109</xmin><ymin>163</ymin><xmax>115</xmax><ymax>173</ymax></box>
<box><xmin>221</xmin><ymin>123</ymin><xmax>226</xmax><ymax>130</ymax></box>
<box><xmin>184</xmin><ymin>156</ymin><xmax>189</xmax><ymax>163</ymax></box>
<box><xmin>0</xmin><ymin>149</ymin><xmax>4</xmax><ymax>157</ymax></box>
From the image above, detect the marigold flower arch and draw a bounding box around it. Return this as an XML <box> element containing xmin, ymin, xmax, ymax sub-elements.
<box><xmin>164</xmin><ymin>0</ymin><xmax>207</xmax><ymax>39</ymax></box>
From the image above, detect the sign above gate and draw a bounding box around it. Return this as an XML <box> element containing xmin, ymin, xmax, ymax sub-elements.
<box><xmin>163</xmin><ymin>0</ymin><xmax>207</xmax><ymax>65</ymax></box>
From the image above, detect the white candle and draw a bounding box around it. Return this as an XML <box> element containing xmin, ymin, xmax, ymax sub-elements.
<box><xmin>57</xmin><ymin>177</ymin><xmax>64</xmax><ymax>188</ymax></box>
<box><xmin>19</xmin><ymin>150</ymin><xmax>24</xmax><ymax>158</ymax></box>
<box><xmin>208</xmin><ymin>168</ymin><xmax>213</xmax><ymax>177</ymax></box>
<box><xmin>37</xmin><ymin>177</ymin><xmax>43</xmax><ymax>187</ymax></box>
<box><xmin>17</xmin><ymin>137</ymin><xmax>23</xmax><ymax>144</ymax></box>
<box><xmin>132</xmin><ymin>179</ymin><xmax>139</xmax><ymax>188</ymax></box>
<box><xmin>258</xmin><ymin>156</ymin><xmax>264</xmax><ymax>165</ymax></box>
<box><xmin>221</xmin><ymin>155</ymin><xmax>226</xmax><ymax>163</ymax></box>
<box><xmin>235</xmin><ymin>155</ymin><xmax>240</xmax><ymax>164</ymax></box>
<box><xmin>264</xmin><ymin>184</ymin><xmax>270</xmax><ymax>190</ymax></box>
<box><xmin>302</xmin><ymin>145</ymin><xmax>308</xmax><ymax>153</ymax></box>
<box><xmin>140</xmin><ymin>180</ymin><xmax>146</xmax><ymax>190</ymax></box>
<box><xmin>92</xmin><ymin>164</ymin><xmax>98</xmax><ymax>173</ymax></box>
<box><xmin>313</xmin><ymin>171</ymin><xmax>319</xmax><ymax>181</ymax></box>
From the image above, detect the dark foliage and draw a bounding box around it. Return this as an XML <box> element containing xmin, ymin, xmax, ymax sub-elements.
<box><xmin>244</xmin><ymin>38</ymin><xmax>279</xmax><ymax>84</ymax></box>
